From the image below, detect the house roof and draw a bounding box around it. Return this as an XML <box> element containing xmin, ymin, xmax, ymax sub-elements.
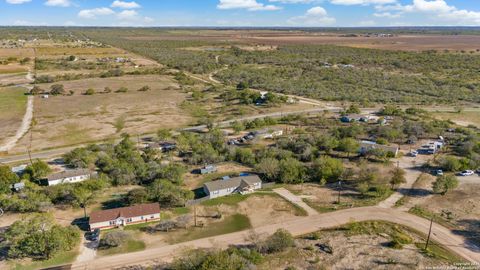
<box><xmin>89</xmin><ymin>203</ymin><xmax>160</xmax><ymax>224</ymax></box>
<box><xmin>47</xmin><ymin>169</ymin><xmax>95</xmax><ymax>182</ymax></box>
<box><xmin>204</xmin><ymin>175</ymin><xmax>262</xmax><ymax>192</ymax></box>
<box><xmin>360</xmin><ymin>141</ymin><xmax>399</xmax><ymax>153</ymax></box>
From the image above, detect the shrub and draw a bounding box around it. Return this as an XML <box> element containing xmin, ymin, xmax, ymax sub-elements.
<box><xmin>99</xmin><ymin>231</ymin><xmax>131</xmax><ymax>249</ymax></box>
<box><xmin>84</xmin><ymin>88</ymin><xmax>95</xmax><ymax>95</ymax></box>
<box><xmin>259</xmin><ymin>229</ymin><xmax>295</xmax><ymax>254</ymax></box>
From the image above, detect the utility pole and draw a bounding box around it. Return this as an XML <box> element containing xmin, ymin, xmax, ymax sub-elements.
<box><xmin>194</xmin><ymin>205</ymin><xmax>197</xmax><ymax>227</ymax></box>
<box><xmin>337</xmin><ymin>180</ymin><xmax>342</xmax><ymax>205</ymax></box>
<box><xmin>424</xmin><ymin>215</ymin><xmax>434</xmax><ymax>250</ymax></box>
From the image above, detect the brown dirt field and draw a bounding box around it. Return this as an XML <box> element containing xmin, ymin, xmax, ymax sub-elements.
<box><xmin>11</xmin><ymin>75</ymin><xmax>191</xmax><ymax>153</ymax></box>
<box><xmin>36</xmin><ymin>47</ymin><xmax>125</xmax><ymax>57</ymax></box>
<box><xmin>244</xmin><ymin>34</ymin><xmax>480</xmax><ymax>52</ymax></box>
<box><xmin>0</xmin><ymin>48</ymin><xmax>34</xmax><ymax>58</ymax></box>
<box><xmin>0</xmin><ymin>73</ymin><xmax>29</xmax><ymax>85</ymax></box>
<box><xmin>0</xmin><ymin>64</ymin><xmax>29</xmax><ymax>74</ymax></box>
<box><xmin>416</xmin><ymin>182</ymin><xmax>480</xmax><ymax>244</ymax></box>
<box><xmin>125</xmin><ymin>32</ymin><xmax>480</xmax><ymax>52</ymax></box>
<box><xmin>260</xmin><ymin>232</ymin><xmax>451</xmax><ymax>270</ymax></box>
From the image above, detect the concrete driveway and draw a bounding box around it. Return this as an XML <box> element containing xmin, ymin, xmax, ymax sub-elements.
<box><xmin>273</xmin><ymin>188</ymin><xmax>318</xmax><ymax>216</ymax></box>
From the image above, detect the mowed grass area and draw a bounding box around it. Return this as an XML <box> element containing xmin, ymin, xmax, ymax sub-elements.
<box><xmin>435</xmin><ymin>111</ymin><xmax>480</xmax><ymax>127</ymax></box>
<box><xmin>12</xmin><ymin>75</ymin><xmax>192</xmax><ymax>153</ymax></box>
<box><xmin>97</xmin><ymin>239</ymin><xmax>146</xmax><ymax>257</ymax></box>
<box><xmin>0</xmin><ymin>87</ymin><xmax>28</xmax><ymax>144</ymax></box>
<box><xmin>166</xmin><ymin>214</ymin><xmax>251</xmax><ymax>244</ymax></box>
<box><xmin>12</xmin><ymin>250</ymin><xmax>79</xmax><ymax>270</ymax></box>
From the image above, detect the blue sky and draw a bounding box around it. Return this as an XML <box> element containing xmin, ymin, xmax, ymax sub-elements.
<box><xmin>0</xmin><ymin>0</ymin><xmax>479</xmax><ymax>27</ymax></box>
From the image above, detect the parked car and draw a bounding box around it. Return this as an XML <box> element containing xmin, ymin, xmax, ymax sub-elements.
<box><xmin>459</xmin><ymin>170</ymin><xmax>475</xmax><ymax>176</ymax></box>
<box><xmin>85</xmin><ymin>228</ymin><xmax>100</xmax><ymax>241</ymax></box>
<box><xmin>432</xmin><ymin>170</ymin><xmax>444</xmax><ymax>176</ymax></box>
<box><xmin>408</xmin><ymin>151</ymin><xmax>418</xmax><ymax>157</ymax></box>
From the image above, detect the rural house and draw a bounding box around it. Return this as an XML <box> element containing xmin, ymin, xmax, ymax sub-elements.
<box><xmin>89</xmin><ymin>203</ymin><xmax>161</xmax><ymax>231</ymax></box>
<box><xmin>359</xmin><ymin>141</ymin><xmax>399</xmax><ymax>157</ymax></box>
<box><xmin>200</xmin><ymin>165</ymin><xmax>217</xmax><ymax>175</ymax></box>
<box><xmin>203</xmin><ymin>175</ymin><xmax>262</xmax><ymax>199</ymax></box>
<box><xmin>45</xmin><ymin>169</ymin><xmax>97</xmax><ymax>186</ymax></box>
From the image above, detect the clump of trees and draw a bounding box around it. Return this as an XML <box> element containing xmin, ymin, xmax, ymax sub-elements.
<box><xmin>2</xmin><ymin>214</ymin><xmax>80</xmax><ymax>260</ymax></box>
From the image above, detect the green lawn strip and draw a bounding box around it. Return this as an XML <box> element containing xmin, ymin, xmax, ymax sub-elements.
<box><xmin>167</xmin><ymin>213</ymin><xmax>251</xmax><ymax>244</ymax></box>
<box><xmin>12</xmin><ymin>250</ymin><xmax>79</xmax><ymax>270</ymax></box>
<box><xmin>0</xmin><ymin>87</ymin><xmax>28</xmax><ymax>119</ymax></box>
<box><xmin>172</xmin><ymin>207</ymin><xmax>190</xmax><ymax>215</ymax></box>
<box><xmin>302</xmin><ymin>189</ymin><xmax>394</xmax><ymax>213</ymax></box>
<box><xmin>97</xmin><ymin>239</ymin><xmax>146</xmax><ymax>257</ymax></box>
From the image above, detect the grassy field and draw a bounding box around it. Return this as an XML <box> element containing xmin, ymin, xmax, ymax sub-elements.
<box><xmin>435</xmin><ymin>110</ymin><xmax>480</xmax><ymax>127</ymax></box>
<box><xmin>11</xmin><ymin>75</ymin><xmax>191</xmax><ymax>153</ymax></box>
<box><xmin>0</xmin><ymin>86</ymin><xmax>28</xmax><ymax>145</ymax></box>
<box><xmin>97</xmin><ymin>239</ymin><xmax>146</xmax><ymax>257</ymax></box>
<box><xmin>166</xmin><ymin>213</ymin><xmax>251</xmax><ymax>244</ymax></box>
<box><xmin>12</xmin><ymin>250</ymin><xmax>78</xmax><ymax>270</ymax></box>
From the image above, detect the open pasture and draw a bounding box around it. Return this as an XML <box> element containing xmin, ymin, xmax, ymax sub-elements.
<box><xmin>12</xmin><ymin>75</ymin><xmax>190</xmax><ymax>153</ymax></box>
<box><xmin>0</xmin><ymin>87</ymin><xmax>28</xmax><ymax>147</ymax></box>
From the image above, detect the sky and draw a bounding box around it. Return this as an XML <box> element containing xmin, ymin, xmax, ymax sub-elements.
<box><xmin>0</xmin><ymin>0</ymin><xmax>479</xmax><ymax>27</ymax></box>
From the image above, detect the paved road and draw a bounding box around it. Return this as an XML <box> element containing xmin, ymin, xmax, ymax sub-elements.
<box><xmin>273</xmin><ymin>188</ymin><xmax>318</xmax><ymax>216</ymax></box>
<box><xmin>71</xmin><ymin>206</ymin><xmax>479</xmax><ymax>269</ymax></box>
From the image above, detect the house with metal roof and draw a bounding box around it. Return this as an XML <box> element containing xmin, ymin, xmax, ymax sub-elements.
<box><xmin>203</xmin><ymin>175</ymin><xmax>262</xmax><ymax>199</ymax></box>
<box><xmin>45</xmin><ymin>169</ymin><xmax>97</xmax><ymax>186</ymax></box>
<box><xmin>89</xmin><ymin>203</ymin><xmax>160</xmax><ymax>231</ymax></box>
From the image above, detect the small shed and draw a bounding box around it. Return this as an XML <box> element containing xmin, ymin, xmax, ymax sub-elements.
<box><xmin>200</xmin><ymin>165</ymin><xmax>217</xmax><ymax>175</ymax></box>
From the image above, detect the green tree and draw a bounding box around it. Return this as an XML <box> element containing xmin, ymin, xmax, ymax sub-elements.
<box><xmin>312</xmin><ymin>156</ymin><xmax>344</xmax><ymax>183</ymax></box>
<box><xmin>0</xmin><ymin>166</ymin><xmax>19</xmax><ymax>194</ymax></box>
<box><xmin>278</xmin><ymin>158</ymin><xmax>306</xmax><ymax>184</ymax></box>
<box><xmin>50</xmin><ymin>84</ymin><xmax>66</xmax><ymax>95</ymax></box>
<box><xmin>390</xmin><ymin>168</ymin><xmax>406</xmax><ymax>189</ymax></box>
<box><xmin>337</xmin><ymin>138</ymin><xmax>360</xmax><ymax>157</ymax></box>
<box><xmin>4</xmin><ymin>214</ymin><xmax>80</xmax><ymax>260</ymax></box>
<box><xmin>24</xmin><ymin>160</ymin><xmax>51</xmax><ymax>181</ymax></box>
<box><xmin>259</xmin><ymin>229</ymin><xmax>295</xmax><ymax>254</ymax></box>
<box><xmin>255</xmin><ymin>158</ymin><xmax>280</xmax><ymax>181</ymax></box>
<box><xmin>433</xmin><ymin>175</ymin><xmax>459</xmax><ymax>195</ymax></box>
<box><xmin>157</xmin><ymin>128</ymin><xmax>172</xmax><ymax>141</ymax></box>
<box><xmin>233</xmin><ymin>148</ymin><xmax>256</xmax><ymax>166</ymax></box>
<box><xmin>149</xmin><ymin>179</ymin><xmax>193</xmax><ymax>207</ymax></box>
<box><xmin>73</xmin><ymin>187</ymin><xmax>94</xmax><ymax>219</ymax></box>
<box><xmin>127</xmin><ymin>188</ymin><xmax>149</xmax><ymax>204</ymax></box>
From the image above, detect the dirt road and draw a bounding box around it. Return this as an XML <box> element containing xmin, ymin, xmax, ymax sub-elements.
<box><xmin>71</xmin><ymin>206</ymin><xmax>479</xmax><ymax>269</ymax></box>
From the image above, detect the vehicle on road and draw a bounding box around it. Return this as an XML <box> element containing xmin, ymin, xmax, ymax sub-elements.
<box><xmin>459</xmin><ymin>170</ymin><xmax>475</xmax><ymax>176</ymax></box>
<box><xmin>408</xmin><ymin>151</ymin><xmax>418</xmax><ymax>157</ymax></box>
<box><xmin>432</xmin><ymin>170</ymin><xmax>444</xmax><ymax>176</ymax></box>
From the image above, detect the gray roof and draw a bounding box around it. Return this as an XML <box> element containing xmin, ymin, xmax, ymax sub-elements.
<box><xmin>47</xmin><ymin>169</ymin><xmax>95</xmax><ymax>182</ymax></box>
<box><xmin>204</xmin><ymin>175</ymin><xmax>261</xmax><ymax>192</ymax></box>
<box><xmin>360</xmin><ymin>141</ymin><xmax>399</xmax><ymax>153</ymax></box>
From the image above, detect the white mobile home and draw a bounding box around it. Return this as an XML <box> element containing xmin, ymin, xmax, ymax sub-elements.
<box><xmin>89</xmin><ymin>203</ymin><xmax>161</xmax><ymax>231</ymax></box>
<box><xmin>46</xmin><ymin>169</ymin><xmax>97</xmax><ymax>186</ymax></box>
<box><xmin>203</xmin><ymin>175</ymin><xmax>262</xmax><ymax>199</ymax></box>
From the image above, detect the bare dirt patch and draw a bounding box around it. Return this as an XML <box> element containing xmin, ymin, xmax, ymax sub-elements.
<box><xmin>11</xmin><ymin>75</ymin><xmax>191</xmax><ymax>153</ymax></box>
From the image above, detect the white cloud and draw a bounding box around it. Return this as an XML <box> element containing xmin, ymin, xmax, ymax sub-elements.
<box><xmin>269</xmin><ymin>0</ymin><xmax>316</xmax><ymax>3</ymax></box>
<box><xmin>288</xmin><ymin>6</ymin><xmax>336</xmax><ymax>25</ymax></box>
<box><xmin>378</xmin><ymin>0</ymin><xmax>480</xmax><ymax>25</ymax></box>
<box><xmin>117</xmin><ymin>10</ymin><xmax>139</xmax><ymax>20</ymax></box>
<box><xmin>78</xmin><ymin>8</ymin><xmax>115</xmax><ymax>19</ymax></box>
<box><xmin>111</xmin><ymin>0</ymin><xmax>141</xmax><ymax>9</ymax></box>
<box><xmin>44</xmin><ymin>0</ymin><xmax>71</xmax><ymax>7</ymax></box>
<box><xmin>330</xmin><ymin>0</ymin><xmax>397</xmax><ymax>5</ymax></box>
<box><xmin>373</xmin><ymin>12</ymin><xmax>401</xmax><ymax>18</ymax></box>
<box><xmin>6</xmin><ymin>0</ymin><xmax>31</xmax><ymax>4</ymax></box>
<box><xmin>217</xmin><ymin>0</ymin><xmax>281</xmax><ymax>11</ymax></box>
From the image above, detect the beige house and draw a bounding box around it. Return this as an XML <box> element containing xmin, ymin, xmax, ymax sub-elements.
<box><xmin>89</xmin><ymin>203</ymin><xmax>161</xmax><ymax>231</ymax></box>
<box><xmin>203</xmin><ymin>175</ymin><xmax>262</xmax><ymax>199</ymax></box>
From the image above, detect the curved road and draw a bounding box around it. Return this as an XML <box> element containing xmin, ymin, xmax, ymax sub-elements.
<box><xmin>71</xmin><ymin>206</ymin><xmax>479</xmax><ymax>269</ymax></box>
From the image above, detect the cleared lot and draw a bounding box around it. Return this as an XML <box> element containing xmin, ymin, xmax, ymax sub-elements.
<box><xmin>12</xmin><ymin>75</ymin><xmax>191</xmax><ymax>153</ymax></box>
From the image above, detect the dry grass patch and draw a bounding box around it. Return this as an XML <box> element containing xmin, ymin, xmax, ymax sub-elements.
<box><xmin>11</xmin><ymin>75</ymin><xmax>191</xmax><ymax>153</ymax></box>
<box><xmin>0</xmin><ymin>86</ymin><xmax>28</xmax><ymax>146</ymax></box>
